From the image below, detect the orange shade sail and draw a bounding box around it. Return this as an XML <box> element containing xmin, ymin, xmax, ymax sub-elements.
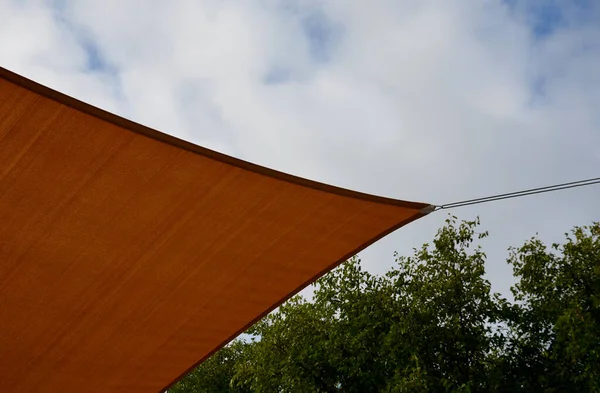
<box><xmin>0</xmin><ymin>67</ymin><xmax>432</xmax><ymax>393</ymax></box>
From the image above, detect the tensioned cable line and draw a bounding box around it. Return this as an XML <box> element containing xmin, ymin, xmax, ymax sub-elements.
<box><xmin>435</xmin><ymin>176</ymin><xmax>600</xmax><ymax>211</ymax></box>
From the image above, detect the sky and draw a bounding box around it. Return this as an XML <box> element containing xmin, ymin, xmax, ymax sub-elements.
<box><xmin>1</xmin><ymin>0</ymin><xmax>599</xmax><ymax>299</ymax></box>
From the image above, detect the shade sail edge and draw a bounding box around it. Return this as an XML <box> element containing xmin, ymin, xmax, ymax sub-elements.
<box><xmin>0</xmin><ymin>66</ymin><xmax>431</xmax><ymax>211</ymax></box>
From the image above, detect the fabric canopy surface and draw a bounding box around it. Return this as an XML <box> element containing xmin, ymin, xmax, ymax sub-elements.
<box><xmin>0</xmin><ymin>67</ymin><xmax>432</xmax><ymax>393</ymax></box>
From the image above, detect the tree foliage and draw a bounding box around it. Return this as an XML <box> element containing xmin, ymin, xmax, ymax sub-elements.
<box><xmin>169</xmin><ymin>217</ymin><xmax>600</xmax><ymax>392</ymax></box>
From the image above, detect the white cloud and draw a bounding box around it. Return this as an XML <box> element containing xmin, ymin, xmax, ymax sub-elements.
<box><xmin>1</xmin><ymin>0</ymin><xmax>599</xmax><ymax>298</ymax></box>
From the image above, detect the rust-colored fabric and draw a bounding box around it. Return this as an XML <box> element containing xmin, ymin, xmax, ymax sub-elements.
<box><xmin>0</xmin><ymin>67</ymin><xmax>432</xmax><ymax>393</ymax></box>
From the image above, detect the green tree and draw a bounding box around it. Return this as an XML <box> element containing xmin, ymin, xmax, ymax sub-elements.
<box><xmin>505</xmin><ymin>222</ymin><xmax>600</xmax><ymax>392</ymax></box>
<box><xmin>385</xmin><ymin>217</ymin><xmax>505</xmax><ymax>392</ymax></box>
<box><xmin>168</xmin><ymin>340</ymin><xmax>250</xmax><ymax>393</ymax></box>
<box><xmin>233</xmin><ymin>258</ymin><xmax>395</xmax><ymax>392</ymax></box>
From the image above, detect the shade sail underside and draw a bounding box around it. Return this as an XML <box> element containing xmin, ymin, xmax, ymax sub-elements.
<box><xmin>0</xmin><ymin>67</ymin><xmax>431</xmax><ymax>393</ymax></box>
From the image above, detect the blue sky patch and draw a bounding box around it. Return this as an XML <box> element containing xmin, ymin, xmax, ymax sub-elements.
<box><xmin>49</xmin><ymin>1</ymin><xmax>115</xmax><ymax>75</ymax></box>
<box><xmin>529</xmin><ymin>2</ymin><xmax>563</xmax><ymax>37</ymax></box>
<box><xmin>80</xmin><ymin>38</ymin><xmax>110</xmax><ymax>72</ymax></box>
<box><xmin>300</xmin><ymin>9</ymin><xmax>343</xmax><ymax>63</ymax></box>
<box><xmin>504</xmin><ymin>0</ymin><xmax>595</xmax><ymax>39</ymax></box>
